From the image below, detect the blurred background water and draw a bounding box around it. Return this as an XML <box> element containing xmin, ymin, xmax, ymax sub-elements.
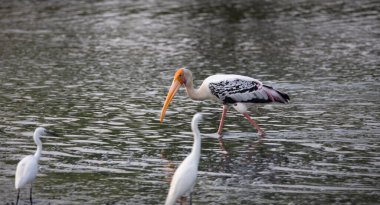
<box><xmin>0</xmin><ymin>0</ymin><xmax>379</xmax><ymax>204</ymax></box>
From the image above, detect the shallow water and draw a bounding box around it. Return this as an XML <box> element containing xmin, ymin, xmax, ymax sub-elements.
<box><xmin>0</xmin><ymin>0</ymin><xmax>379</xmax><ymax>204</ymax></box>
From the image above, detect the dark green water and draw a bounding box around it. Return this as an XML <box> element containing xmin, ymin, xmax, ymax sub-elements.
<box><xmin>0</xmin><ymin>0</ymin><xmax>379</xmax><ymax>204</ymax></box>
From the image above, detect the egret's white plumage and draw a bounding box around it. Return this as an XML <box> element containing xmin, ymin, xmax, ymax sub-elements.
<box><xmin>165</xmin><ymin>113</ymin><xmax>202</xmax><ymax>205</ymax></box>
<box><xmin>160</xmin><ymin>68</ymin><xmax>289</xmax><ymax>136</ymax></box>
<box><xmin>15</xmin><ymin>155</ymin><xmax>39</xmax><ymax>190</ymax></box>
<box><xmin>15</xmin><ymin>127</ymin><xmax>54</xmax><ymax>205</ymax></box>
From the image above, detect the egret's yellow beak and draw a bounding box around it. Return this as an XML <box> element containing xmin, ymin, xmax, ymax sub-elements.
<box><xmin>160</xmin><ymin>68</ymin><xmax>186</xmax><ymax>123</ymax></box>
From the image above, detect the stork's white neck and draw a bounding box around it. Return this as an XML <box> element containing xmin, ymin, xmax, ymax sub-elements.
<box><xmin>184</xmin><ymin>80</ymin><xmax>209</xmax><ymax>101</ymax></box>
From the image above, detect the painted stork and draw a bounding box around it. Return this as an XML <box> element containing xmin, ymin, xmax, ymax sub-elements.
<box><xmin>160</xmin><ymin>68</ymin><xmax>289</xmax><ymax>137</ymax></box>
<box><xmin>165</xmin><ymin>113</ymin><xmax>202</xmax><ymax>205</ymax></box>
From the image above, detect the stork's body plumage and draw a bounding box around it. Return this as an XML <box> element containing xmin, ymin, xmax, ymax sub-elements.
<box><xmin>160</xmin><ymin>68</ymin><xmax>289</xmax><ymax>136</ymax></box>
<box><xmin>195</xmin><ymin>74</ymin><xmax>289</xmax><ymax>104</ymax></box>
<box><xmin>165</xmin><ymin>113</ymin><xmax>202</xmax><ymax>205</ymax></box>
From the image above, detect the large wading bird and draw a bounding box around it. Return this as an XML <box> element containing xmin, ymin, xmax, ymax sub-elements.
<box><xmin>160</xmin><ymin>68</ymin><xmax>289</xmax><ymax>137</ymax></box>
<box><xmin>165</xmin><ymin>113</ymin><xmax>202</xmax><ymax>205</ymax></box>
<box><xmin>15</xmin><ymin>127</ymin><xmax>56</xmax><ymax>205</ymax></box>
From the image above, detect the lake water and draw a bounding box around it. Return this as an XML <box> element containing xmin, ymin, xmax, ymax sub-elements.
<box><xmin>0</xmin><ymin>0</ymin><xmax>379</xmax><ymax>204</ymax></box>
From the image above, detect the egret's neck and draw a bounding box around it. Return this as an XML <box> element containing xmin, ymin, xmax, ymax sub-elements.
<box><xmin>185</xmin><ymin>80</ymin><xmax>208</xmax><ymax>101</ymax></box>
<box><xmin>190</xmin><ymin>121</ymin><xmax>201</xmax><ymax>161</ymax></box>
<box><xmin>34</xmin><ymin>135</ymin><xmax>42</xmax><ymax>160</ymax></box>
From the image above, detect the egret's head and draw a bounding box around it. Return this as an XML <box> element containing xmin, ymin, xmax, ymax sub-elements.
<box><xmin>34</xmin><ymin>127</ymin><xmax>57</xmax><ymax>137</ymax></box>
<box><xmin>192</xmin><ymin>113</ymin><xmax>203</xmax><ymax>126</ymax></box>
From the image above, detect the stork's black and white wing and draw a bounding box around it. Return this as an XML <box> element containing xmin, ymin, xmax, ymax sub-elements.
<box><xmin>206</xmin><ymin>75</ymin><xmax>289</xmax><ymax>104</ymax></box>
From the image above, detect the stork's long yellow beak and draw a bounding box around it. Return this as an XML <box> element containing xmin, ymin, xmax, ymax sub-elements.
<box><xmin>160</xmin><ymin>79</ymin><xmax>182</xmax><ymax>123</ymax></box>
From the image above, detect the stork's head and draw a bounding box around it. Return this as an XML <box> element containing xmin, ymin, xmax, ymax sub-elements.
<box><xmin>173</xmin><ymin>67</ymin><xmax>187</xmax><ymax>84</ymax></box>
<box><xmin>160</xmin><ymin>67</ymin><xmax>191</xmax><ymax>123</ymax></box>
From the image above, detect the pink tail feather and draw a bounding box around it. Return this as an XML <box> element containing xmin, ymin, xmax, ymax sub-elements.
<box><xmin>262</xmin><ymin>85</ymin><xmax>290</xmax><ymax>103</ymax></box>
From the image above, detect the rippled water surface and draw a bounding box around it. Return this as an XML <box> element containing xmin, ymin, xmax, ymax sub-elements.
<box><xmin>1</xmin><ymin>0</ymin><xmax>379</xmax><ymax>204</ymax></box>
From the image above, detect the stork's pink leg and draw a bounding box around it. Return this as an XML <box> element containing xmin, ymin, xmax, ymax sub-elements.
<box><xmin>242</xmin><ymin>113</ymin><xmax>266</xmax><ymax>137</ymax></box>
<box><xmin>217</xmin><ymin>105</ymin><xmax>228</xmax><ymax>136</ymax></box>
<box><xmin>218</xmin><ymin>136</ymin><xmax>228</xmax><ymax>153</ymax></box>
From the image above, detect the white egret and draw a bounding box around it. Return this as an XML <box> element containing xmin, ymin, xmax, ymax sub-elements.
<box><xmin>160</xmin><ymin>67</ymin><xmax>290</xmax><ymax>137</ymax></box>
<box><xmin>15</xmin><ymin>127</ymin><xmax>56</xmax><ymax>205</ymax></box>
<box><xmin>165</xmin><ymin>113</ymin><xmax>202</xmax><ymax>205</ymax></box>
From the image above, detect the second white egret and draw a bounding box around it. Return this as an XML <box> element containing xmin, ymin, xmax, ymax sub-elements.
<box><xmin>165</xmin><ymin>113</ymin><xmax>203</xmax><ymax>205</ymax></box>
